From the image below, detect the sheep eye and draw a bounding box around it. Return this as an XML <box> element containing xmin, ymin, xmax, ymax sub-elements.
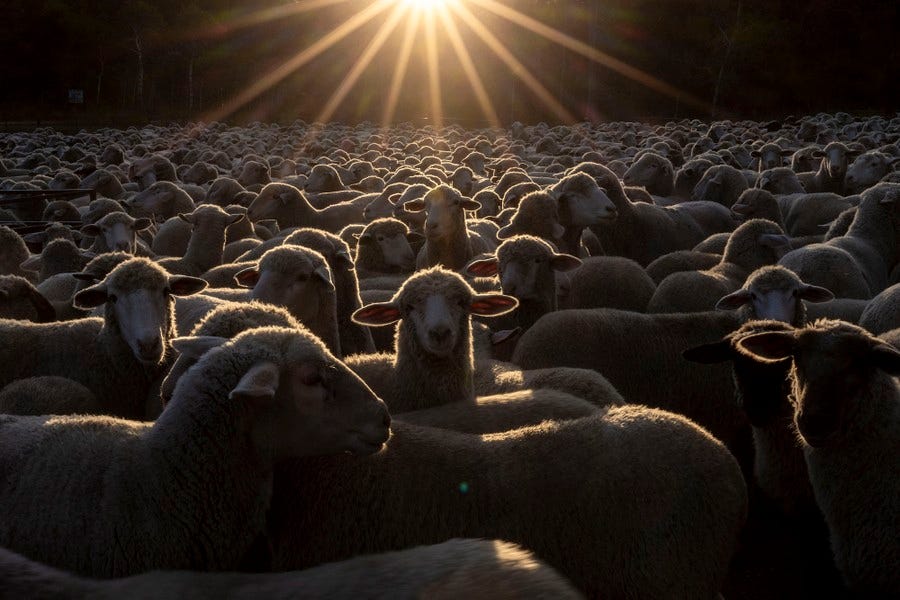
<box><xmin>376</xmin><ymin>236</ymin><xmax>384</xmax><ymax>242</ymax></box>
<box><xmin>297</xmin><ymin>274</ymin><xmax>309</xmax><ymax>282</ymax></box>
<box><xmin>108</xmin><ymin>294</ymin><xmax>118</xmax><ymax>303</ymax></box>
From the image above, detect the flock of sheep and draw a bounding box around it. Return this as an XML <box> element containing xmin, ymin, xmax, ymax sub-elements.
<box><xmin>0</xmin><ymin>110</ymin><xmax>898</xmax><ymax>599</ymax></box>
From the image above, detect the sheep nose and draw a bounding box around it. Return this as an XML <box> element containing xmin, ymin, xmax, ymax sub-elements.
<box><xmin>137</xmin><ymin>336</ymin><xmax>163</xmax><ymax>359</ymax></box>
<box><xmin>115</xmin><ymin>241</ymin><xmax>131</xmax><ymax>251</ymax></box>
<box><xmin>428</xmin><ymin>326</ymin><xmax>451</xmax><ymax>343</ymax></box>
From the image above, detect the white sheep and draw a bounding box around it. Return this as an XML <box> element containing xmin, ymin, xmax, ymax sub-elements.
<box><xmin>81</xmin><ymin>211</ymin><xmax>152</xmax><ymax>255</ymax></box>
<box><xmin>0</xmin><ymin>257</ymin><xmax>207</xmax><ymax>418</ymax></box>
<box><xmin>0</xmin><ymin>325</ymin><xmax>391</xmax><ymax>577</ymax></box>
<box><xmin>622</xmin><ymin>151</ymin><xmax>675</xmax><ymax>196</ymax></box>
<box><xmin>737</xmin><ymin>320</ymin><xmax>900</xmax><ymax>595</ymax></box>
<box><xmin>0</xmin><ymin>274</ymin><xmax>56</xmax><ymax>322</ymax></box>
<box><xmin>269</xmin><ymin>407</ymin><xmax>747</xmax><ymax>599</ymax></box>
<box><xmin>353</xmin><ymin>217</ymin><xmax>419</xmax><ymax>277</ymax></box>
<box><xmin>157</xmin><ymin>205</ymin><xmax>245</xmax><ymax>276</ymax></box>
<box><xmin>796</xmin><ymin>142</ymin><xmax>859</xmax><ymax>194</ymax></box>
<box><xmin>844</xmin><ymin>150</ymin><xmax>898</xmax><ymax>194</ymax></box>
<box><xmin>0</xmin><ymin>539</ymin><xmax>583</xmax><ymax>599</ymax></box>
<box><xmin>858</xmin><ymin>282</ymin><xmax>900</xmax><ymax>335</ymax></box>
<box><xmin>692</xmin><ymin>164</ymin><xmax>749</xmax><ymax>208</ymax></box>
<box><xmin>247</xmin><ymin>182</ymin><xmax>363</xmax><ymax>233</ymax></box>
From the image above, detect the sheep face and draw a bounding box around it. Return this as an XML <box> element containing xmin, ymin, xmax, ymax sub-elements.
<box><xmin>845</xmin><ymin>152</ymin><xmax>897</xmax><ymax>194</ymax></box>
<box><xmin>751</xmin><ymin>144</ymin><xmax>792</xmax><ymax>172</ymax></box>
<box><xmin>129</xmin><ymin>182</ymin><xmax>177</xmax><ymax>219</ymax></box>
<box><xmin>737</xmin><ymin>321</ymin><xmax>900</xmax><ymax>447</ymax></box>
<box><xmin>239</xmin><ymin>248</ymin><xmax>334</xmax><ymax>325</ymax></box>
<box><xmin>471</xmin><ymin>236</ymin><xmax>581</xmax><ymax>302</ymax></box>
<box><xmin>362</xmin><ymin>195</ymin><xmax>395</xmax><ymax>222</ymax></box>
<box><xmin>352</xmin><ymin>268</ymin><xmax>518</xmax><ymax>358</ymax></box>
<box><xmin>757</xmin><ymin>168</ymin><xmax>804</xmax><ymax>195</ymax></box>
<box><xmin>551</xmin><ymin>173</ymin><xmax>617</xmax><ymax>228</ymax></box>
<box><xmin>0</xmin><ymin>275</ymin><xmax>55</xmax><ymax>322</ymax></box>
<box><xmin>406</xmin><ymin>185</ymin><xmax>480</xmax><ymax>240</ymax></box>
<box><xmin>716</xmin><ymin>266</ymin><xmax>833</xmax><ymax>324</ymax></box>
<box><xmin>813</xmin><ymin>142</ymin><xmax>858</xmax><ymax>181</ymax></box>
<box><xmin>174</xmin><ymin>329</ymin><xmax>391</xmax><ymax>456</ymax></box>
<box><xmin>305</xmin><ymin>164</ymin><xmax>343</xmax><ymax>193</ymax></box>
<box><xmin>73</xmin><ymin>259</ymin><xmax>207</xmax><ymax>365</ymax></box>
<box><xmin>246</xmin><ymin>183</ymin><xmax>298</xmax><ymax>222</ymax></box>
<box><xmin>623</xmin><ymin>153</ymin><xmax>673</xmax><ymax>195</ymax></box>
<box><xmin>81</xmin><ymin>213</ymin><xmax>152</xmax><ymax>254</ymax></box>
<box><xmin>358</xmin><ymin>230</ymin><xmax>416</xmax><ymax>272</ymax></box>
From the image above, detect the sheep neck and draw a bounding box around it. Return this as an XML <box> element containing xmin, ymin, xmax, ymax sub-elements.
<box><xmin>556</xmin><ymin>226</ymin><xmax>585</xmax><ymax>257</ymax></box>
<box><xmin>751</xmin><ymin>413</ymin><xmax>815</xmax><ymax>516</ymax></box>
<box><xmin>309</xmin><ymin>287</ymin><xmax>342</xmax><ymax>358</ymax></box>
<box><xmin>149</xmin><ymin>353</ymin><xmax>277</xmax><ymax>571</ymax></box>
<box><xmin>844</xmin><ymin>201</ymin><xmax>897</xmax><ymax>264</ymax></box>
<box><xmin>393</xmin><ymin>318</ymin><xmax>475</xmax><ymax>411</ymax></box>
<box><xmin>334</xmin><ymin>270</ymin><xmax>375</xmax><ymax>355</ymax></box>
<box><xmin>182</xmin><ymin>221</ymin><xmax>227</xmax><ymax>273</ymax></box>
<box><xmin>425</xmin><ymin>223</ymin><xmax>471</xmax><ymax>270</ymax></box>
<box><xmin>281</xmin><ymin>194</ymin><xmax>318</xmax><ymax>228</ymax></box>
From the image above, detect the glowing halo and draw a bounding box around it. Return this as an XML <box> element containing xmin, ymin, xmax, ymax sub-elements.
<box><xmin>402</xmin><ymin>0</ymin><xmax>455</xmax><ymax>12</ymax></box>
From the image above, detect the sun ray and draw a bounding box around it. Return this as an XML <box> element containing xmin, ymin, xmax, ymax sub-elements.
<box><xmin>381</xmin><ymin>9</ymin><xmax>422</xmax><ymax>128</ymax></box>
<box><xmin>190</xmin><ymin>0</ymin><xmax>351</xmax><ymax>41</ymax></box>
<box><xmin>448</xmin><ymin>1</ymin><xmax>576</xmax><ymax>124</ymax></box>
<box><xmin>203</xmin><ymin>0</ymin><xmax>394</xmax><ymax>123</ymax></box>
<box><xmin>435</xmin><ymin>4</ymin><xmax>500</xmax><ymax>128</ymax></box>
<box><xmin>315</xmin><ymin>4</ymin><xmax>409</xmax><ymax>124</ymax></box>
<box><xmin>424</xmin><ymin>9</ymin><xmax>444</xmax><ymax>131</ymax></box>
<box><xmin>467</xmin><ymin>0</ymin><xmax>710</xmax><ymax>111</ymax></box>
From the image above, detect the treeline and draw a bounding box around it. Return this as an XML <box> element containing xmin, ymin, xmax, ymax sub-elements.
<box><xmin>1</xmin><ymin>0</ymin><xmax>896</xmax><ymax>126</ymax></box>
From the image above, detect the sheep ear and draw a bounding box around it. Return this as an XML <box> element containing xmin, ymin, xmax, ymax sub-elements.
<box><xmin>81</xmin><ymin>224</ymin><xmax>101</xmax><ymax>237</ymax></box>
<box><xmin>735</xmin><ymin>331</ymin><xmax>796</xmax><ymax>363</ymax></box>
<box><xmin>460</xmin><ymin>199</ymin><xmax>482</xmax><ymax>211</ymax></box>
<box><xmin>168</xmin><ymin>276</ymin><xmax>208</xmax><ymax>296</ymax></box>
<box><xmin>234</xmin><ymin>268</ymin><xmax>261</xmax><ymax>288</ymax></box>
<box><xmin>228</xmin><ymin>213</ymin><xmax>247</xmax><ymax>226</ymax></box>
<box><xmin>550</xmin><ymin>253</ymin><xmax>582</xmax><ymax>272</ymax></box>
<box><xmin>682</xmin><ymin>340</ymin><xmax>733</xmax><ymax>364</ymax></box>
<box><xmin>352</xmin><ymin>302</ymin><xmax>402</xmax><ymax>326</ymax></box>
<box><xmin>551</xmin><ymin>223</ymin><xmax>566</xmax><ymax>239</ymax></box>
<box><xmin>72</xmin><ymin>272</ymin><xmax>100</xmax><ymax>283</ymax></box>
<box><xmin>20</xmin><ymin>255</ymin><xmax>42</xmax><ymax>271</ymax></box>
<box><xmin>171</xmin><ymin>336</ymin><xmax>229</xmax><ymax>359</ymax></box>
<box><xmin>497</xmin><ymin>224</ymin><xmax>515</xmax><ymax>240</ymax></box>
<box><xmin>716</xmin><ymin>289</ymin><xmax>752</xmax><ymax>311</ymax></box>
<box><xmin>314</xmin><ymin>265</ymin><xmax>335</xmax><ymax>291</ymax></box>
<box><xmin>354</xmin><ymin>232</ymin><xmax>368</xmax><ymax>243</ymax></box>
<box><xmin>811</xmin><ymin>150</ymin><xmax>825</xmax><ymax>158</ymax></box>
<box><xmin>870</xmin><ymin>343</ymin><xmax>900</xmax><ymax>376</ymax></box>
<box><xmin>750</xmin><ymin>150</ymin><xmax>761</xmax><ymax>158</ymax></box>
<box><xmin>731</xmin><ymin>203</ymin><xmax>751</xmax><ymax>216</ymax></box>
<box><xmin>134</xmin><ymin>218</ymin><xmax>153</xmax><ymax>231</ymax></box>
<box><xmin>465</xmin><ymin>257</ymin><xmax>499</xmax><ymax>278</ymax></box>
<box><xmin>797</xmin><ymin>284</ymin><xmax>833</xmax><ymax>303</ymax></box>
<box><xmin>469</xmin><ymin>293</ymin><xmax>518</xmax><ymax>316</ymax></box>
<box><xmin>403</xmin><ymin>199</ymin><xmax>426</xmax><ymax>212</ymax></box>
<box><xmin>73</xmin><ymin>282</ymin><xmax>109</xmax><ymax>309</ymax></box>
<box><xmin>230</xmin><ymin>361</ymin><xmax>281</xmax><ymax>403</ymax></box>
<box><xmin>758</xmin><ymin>234</ymin><xmax>792</xmax><ymax>255</ymax></box>
<box><xmin>22</xmin><ymin>231</ymin><xmax>47</xmax><ymax>244</ymax></box>
<box><xmin>178</xmin><ymin>213</ymin><xmax>194</xmax><ymax>224</ymax></box>
<box><xmin>27</xmin><ymin>288</ymin><xmax>56</xmax><ymax>323</ymax></box>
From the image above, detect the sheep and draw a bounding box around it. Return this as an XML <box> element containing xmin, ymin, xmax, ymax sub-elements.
<box><xmin>0</xmin><ymin>325</ymin><xmax>391</xmax><ymax>578</ymax></box>
<box><xmin>751</xmin><ymin>143</ymin><xmax>793</xmax><ymax>171</ymax></box>
<box><xmin>79</xmin><ymin>168</ymin><xmax>127</xmax><ymax>199</ymax></box>
<box><xmin>405</xmin><ymin>185</ymin><xmax>492</xmax><ymax>270</ymax></box>
<box><xmin>622</xmin><ymin>151</ymin><xmax>674</xmax><ymax>196</ymax></box>
<box><xmin>648</xmin><ymin>219</ymin><xmax>790</xmax><ymax>313</ymax></box>
<box><xmin>205</xmin><ymin>176</ymin><xmax>246</xmax><ymax>206</ymax></box>
<box><xmin>235</xmin><ymin>246</ymin><xmax>342</xmax><ymax>356</ymax></box>
<box><xmin>585</xmin><ymin>162</ymin><xmax>737</xmax><ymax>266</ymax></box>
<box><xmin>501</xmin><ymin>181</ymin><xmax>542</xmax><ymax>209</ymax></box>
<box><xmin>160</xmin><ymin>301</ymin><xmax>301</xmax><ymax>409</ymax></box>
<box><xmin>756</xmin><ymin>167</ymin><xmax>806</xmax><ymax>195</ymax></box>
<box><xmin>42</xmin><ymin>199</ymin><xmax>82</xmax><ymax>221</ymax></box>
<box><xmin>180</xmin><ymin>160</ymin><xmax>218</xmax><ymax>185</ymax></box>
<box><xmin>473</xmin><ymin>188</ymin><xmax>501</xmax><ymax>218</ymax></box>
<box><xmin>560</xmin><ymin>255</ymin><xmax>656</xmax><ymax>313</ymax></box>
<box><xmin>644</xmin><ymin>250</ymin><xmax>722</xmax><ymax>284</ymax></box>
<box><xmin>81</xmin><ymin>198</ymin><xmax>126</xmax><ymax>226</ymax></box>
<box><xmin>0</xmin><ymin>376</ymin><xmax>101</xmax><ymax>416</ymax></box>
<box><xmin>844</xmin><ymin>150</ymin><xmax>898</xmax><ymax>194</ymax></box>
<box><xmin>223</xmin><ymin>238</ymin><xmax>260</xmax><ymax>263</ymax></box>
<box><xmin>545</xmin><ymin>172</ymin><xmax>618</xmax><ymax>257</ymax></box>
<box><xmin>81</xmin><ymin>211</ymin><xmax>152</xmax><ymax>254</ymax></box>
<box><xmin>21</xmin><ymin>221</ymin><xmax>81</xmax><ymax>246</ymax></box>
<box><xmin>129</xmin><ymin>154</ymin><xmax>177</xmax><ymax>189</ymax></box>
<box><xmin>465</xmin><ymin>235</ymin><xmax>581</xmax><ymax>330</ymax></box>
<box><xmin>278</xmin><ymin>227</ymin><xmax>376</xmax><ymax>355</ymax></box>
<box><xmin>692</xmin><ymin>164</ymin><xmax>748</xmax><ymax>208</ymax></box>
<box><xmin>859</xmin><ymin>282</ymin><xmax>900</xmax><ymax>334</ymax></box>
<box><xmin>127</xmin><ymin>181</ymin><xmax>195</xmax><ymax>222</ymax></box>
<box><xmin>736</xmin><ymin>320</ymin><xmax>900</xmax><ymax>595</ymax></box>
<box><xmin>20</xmin><ymin>238</ymin><xmax>94</xmax><ymax>283</ymax></box>
<box><xmin>353</xmin><ymin>217</ymin><xmax>418</xmax><ymax>277</ymax></box>
<box><xmin>37</xmin><ymin>251</ymin><xmax>133</xmax><ymax>320</ymax></box>
<box><xmin>673</xmin><ymin>157</ymin><xmax>713</xmax><ymax>200</ymax></box>
<box><xmin>0</xmin><ymin>226</ymin><xmax>34</xmax><ymax>280</ymax></box>
<box><xmin>714</xmin><ymin>265</ymin><xmax>835</xmax><ymax>325</ymax></box>
<box><xmin>246</xmin><ymin>182</ymin><xmax>363</xmax><ymax>233</ymax></box>
<box><xmin>778</xmin><ymin>182</ymin><xmax>899</xmax><ymax>298</ymax></box>
<box><xmin>796</xmin><ymin>142</ymin><xmax>859</xmax><ymax>194</ymax></box>
<box><xmin>348</xmin><ymin>267</ymin><xmax>518</xmax><ymax>413</ymax></box>
<box><xmin>395</xmin><ymin>388</ymin><xmax>600</xmax><ymax>434</ymax></box>
<box><xmin>157</xmin><ymin>205</ymin><xmax>244</xmax><ymax>276</ymax></box>
<box><xmin>0</xmin><ymin>539</ymin><xmax>583</xmax><ymax>600</ymax></box>
<box><xmin>0</xmin><ymin>258</ymin><xmax>207</xmax><ymax>419</ymax></box>
<box><xmin>0</xmin><ymin>275</ymin><xmax>56</xmax><ymax>322</ymax></box>
<box><xmin>496</xmin><ymin>190</ymin><xmax>566</xmax><ymax>244</ymax></box>
<box><xmin>269</xmin><ymin>407</ymin><xmax>747</xmax><ymax>599</ymax></box>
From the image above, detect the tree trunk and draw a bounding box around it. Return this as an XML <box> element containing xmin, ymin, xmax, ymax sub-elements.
<box><xmin>188</xmin><ymin>54</ymin><xmax>194</xmax><ymax>114</ymax></box>
<box><xmin>711</xmin><ymin>0</ymin><xmax>742</xmax><ymax>118</ymax></box>
<box><xmin>96</xmin><ymin>56</ymin><xmax>104</xmax><ymax>107</ymax></box>
<box><xmin>133</xmin><ymin>29</ymin><xmax>144</xmax><ymax>108</ymax></box>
